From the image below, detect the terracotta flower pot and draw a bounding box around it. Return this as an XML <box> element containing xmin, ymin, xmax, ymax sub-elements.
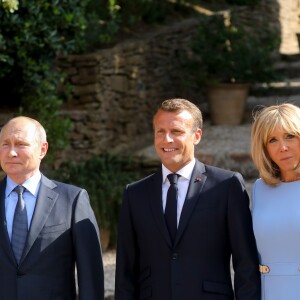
<box><xmin>206</xmin><ymin>83</ymin><xmax>250</xmax><ymax>125</ymax></box>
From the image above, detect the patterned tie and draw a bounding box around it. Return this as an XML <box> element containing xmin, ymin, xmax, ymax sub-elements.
<box><xmin>165</xmin><ymin>173</ymin><xmax>180</xmax><ymax>244</ymax></box>
<box><xmin>11</xmin><ymin>185</ymin><xmax>28</xmax><ymax>263</ymax></box>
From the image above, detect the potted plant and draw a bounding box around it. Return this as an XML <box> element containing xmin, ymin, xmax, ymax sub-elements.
<box><xmin>189</xmin><ymin>13</ymin><xmax>280</xmax><ymax>125</ymax></box>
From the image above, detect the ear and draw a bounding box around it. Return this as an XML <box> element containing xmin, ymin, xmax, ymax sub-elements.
<box><xmin>39</xmin><ymin>142</ymin><xmax>48</xmax><ymax>159</ymax></box>
<box><xmin>193</xmin><ymin>129</ymin><xmax>202</xmax><ymax>145</ymax></box>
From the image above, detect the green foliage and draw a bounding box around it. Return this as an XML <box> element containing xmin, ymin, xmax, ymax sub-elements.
<box><xmin>84</xmin><ymin>0</ymin><xmax>191</xmax><ymax>49</ymax></box>
<box><xmin>83</xmin><ymin>0</ymin><xmax>121</xmax><ymax>48</ymax></box>
<box><xmin>20</xmin><ymin>68</ymin><xmax>72</xmax><ymax>164</ymax></box>
<box><xmin>190</xmin><ymin>14</ymin><xmax>280</xmax><ymax>85</ymax></box>
<box><xmin>0</xmin><ymin>0</ymin><xmax>195</xmax><ymax>162</ymax></box>
<box><xmin>0</xmin><ymin>0</ymin><xmax>90</xmax><ymax>162</ymax></box>
<box><xmin>118</xmin><ymin>0</ymin><xmax>171</xmax><ymax>25</ymax></box>
<box><xmin>53</xmin><ymin>154</ymin><xmax>140</xmax><ymax>246</ymax></box>
<box><xmin>0</xmin><ymin>0</ymin><xmax>269</xmax><ymax>163</ymax></box>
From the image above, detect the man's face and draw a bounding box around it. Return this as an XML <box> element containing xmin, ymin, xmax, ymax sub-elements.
<box><xmin>0</xmin><ymin>118</ymin><xmax>48</xmax><ymax>184</ymax></box>
<box><xmin>153</xmin><ymin>109</ymin><xmax>202</xmax><ymax>173</ymax></box>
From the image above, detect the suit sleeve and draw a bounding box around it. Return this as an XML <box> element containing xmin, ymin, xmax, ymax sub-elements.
<box><xmin>115</xmin><ymin>186</ymin><xmax>139</xmax><ymax>300</ymax></box>
<box><xmin>72</xmin><ymin>189</ymin><xmax>104</xmax><ymax>300</ymax></box>
<box><xmin>227</xmin><ymin>173</ymin><xmax>261</xmax><ymax>300</ymax></box>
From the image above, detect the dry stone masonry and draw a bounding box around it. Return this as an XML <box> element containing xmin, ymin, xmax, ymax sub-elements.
<box><xmin>56</xmin><ymin>0</ymin><xmax>298</xmax><ymax>163</ymax></box>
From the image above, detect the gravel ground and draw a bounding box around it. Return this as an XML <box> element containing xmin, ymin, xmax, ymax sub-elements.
<box><xmin>103</xmin><ymin>250</ymin><xmax>116</xmax><ymax>299</ymax></box>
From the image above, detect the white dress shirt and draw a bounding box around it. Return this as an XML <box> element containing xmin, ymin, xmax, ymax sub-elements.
<box><xmin>5</xmin><ymin>172</ymin><xmax>41</xmax><ymax>240</ymax></box>
<box><xmin>162</xmin><ymin>158</ymin><xmax>196</xmax><ymax>226</ymax></box>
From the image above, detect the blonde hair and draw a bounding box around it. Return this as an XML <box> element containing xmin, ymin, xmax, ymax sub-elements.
<box><xmin>251</xmin><ymin>103</ymin><xmax>300</xmax><ymax>185</ymax></box>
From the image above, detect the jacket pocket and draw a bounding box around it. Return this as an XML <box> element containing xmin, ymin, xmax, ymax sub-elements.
<box><xmin>202</xmin><ymin>280</ymin><xmax>233</xmax><ymax>297</ymax></box>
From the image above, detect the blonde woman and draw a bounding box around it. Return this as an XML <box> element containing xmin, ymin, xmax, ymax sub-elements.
<box><xmin>251</xmin><ymin>103</ymin><xmax>300</xmax><ymax>300</ymax></box>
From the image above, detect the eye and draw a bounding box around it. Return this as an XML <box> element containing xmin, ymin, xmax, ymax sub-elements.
<box><xmin>268</xmin><ymin>137</ymin><xmax>277</xmax><ymax>143</ymax></box>
<box><xmin>286</xmin><ymin>134</ymin><xmax>295</xmax><ymax>139</ymax></box>
<box><xmin>156</xmin><ymin>129</ymin><xmax>164</xmax><ymax>135</ymax></box>
<box><xmin>172</xmin><ymin>129</ymin><xmax>183</xmax><ymax>135</ymax></box>
<box><xmin>16</xmin><ymin>142</ymin><xmax>28</xmax><ymax>147</ymax></box>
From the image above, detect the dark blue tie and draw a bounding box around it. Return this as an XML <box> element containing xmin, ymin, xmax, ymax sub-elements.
<box><xmin>11</xmin><ymin>185</ymin><xmax>28</xmax><ymax>263</ymax></box>
<box><xmin>165</xmin><ymin>174</ymin><xmax>180</xmax><ymax>244</ymax></box>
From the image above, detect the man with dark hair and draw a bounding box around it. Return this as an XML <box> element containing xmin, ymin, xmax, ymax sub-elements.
<box><xmin>115</xmin><ymin>98</ymin><xmax>260</xmax><ymax>299</ymax></box>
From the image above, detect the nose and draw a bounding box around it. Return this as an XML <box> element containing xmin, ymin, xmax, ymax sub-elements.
<box><xmin>279</xmin><ymin>141</ymin><xmax>288</xmax><ymax>152</ymax></box>
<box><xmin>8</xmin><ymin>148</ymin><xmax>17</xmax><ymax>157</ymax></box>
<box><xmin>164</xmin><ymin>132</ymin><xmax>174</xmax><ymax>143</ymax></box>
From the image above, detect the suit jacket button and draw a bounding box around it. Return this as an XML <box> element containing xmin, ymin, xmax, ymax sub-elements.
<box><xmin>172</xmin><ymin>253</ymin><xmax>178</xmax><ymax>260</ymax></box>
<box><xmin>16</xmin><ymin>271</ymin><xmax>25</xmax><ymax>276</ymax></box>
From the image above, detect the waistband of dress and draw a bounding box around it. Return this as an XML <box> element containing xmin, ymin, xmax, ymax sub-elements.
<box><xmin>259</xmin><ymin>263</ymin><xmax>300</xmax><ymax>275</ymax></box>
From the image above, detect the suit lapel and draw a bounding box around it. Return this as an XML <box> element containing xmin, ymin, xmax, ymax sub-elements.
<box><xmin>148</xmin><ymin>170</ymin><xmax>173</xmax><ymax>248</ymax></box>
<box><xmin>174</xmin><ymin>161</ymin><xmax>207</xmax><ymax>247</ymax></box>
<box><xmin>20</xmin><ymin>175</ymin><xmax>58</xmax><ymax>263</ymax></box>
<box><xmin>0</xmin><ymin>178</ymin><xmax>16</xmax><ymax>263</ymax></box>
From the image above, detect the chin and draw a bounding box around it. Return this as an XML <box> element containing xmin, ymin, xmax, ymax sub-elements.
<box><xmin>163</xmin><ymin>161</ymin><xmax>182</xmax><ymax>171</ymax></box>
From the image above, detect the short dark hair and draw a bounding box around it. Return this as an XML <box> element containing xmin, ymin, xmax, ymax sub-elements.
<box><xmin>156</xmin><ymin>98</ymin><xmax>203</xmax><ymax>131</ymax></box>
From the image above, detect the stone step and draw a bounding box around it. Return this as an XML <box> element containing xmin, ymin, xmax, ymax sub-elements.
<box><xmin>250</xmin><ymin>79</ymin><xmax>300</xmax><ymax>97</ymax></box>
<box><xmin>280</xmin><ymin>53</ymin><xmax>300</xmax><ymax>62</ymax></box>
<box><xmin>244</xmin><ymin>93</ymin><xmax>300</xmax><ymax>123</ymax></box>
<box><xmin>275</xmin><ymin>60</ymin><xmax>300</xmax><ymax>78</ymax></box>
<box><xmin>244</xmin><ymin>80</ymin><xmax>300</xmax><ymax>122</ymax></box>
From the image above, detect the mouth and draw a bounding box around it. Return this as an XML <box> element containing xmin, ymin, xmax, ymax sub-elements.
<box><xmin>163</xmin><ymin>148</ymin><xmax>178</xmax><ymax>152</ymax></box>
<box><xmin>280</xmin><ymin>156</ymin><xmax>292</xmax><ymax>161</ymax></box>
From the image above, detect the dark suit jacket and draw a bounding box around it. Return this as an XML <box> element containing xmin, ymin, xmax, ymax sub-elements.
<box><xmin>0</xmin><ymin>174</ymin><xmax>104</xmax><ymax>300</ymax></box>
<box><xmin>115</xmin><ymin>160</ymin><xmax>260</xmax><ymax>300</ymax></box>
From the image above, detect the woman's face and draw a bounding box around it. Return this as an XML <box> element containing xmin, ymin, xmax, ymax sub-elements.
<box><xmin>266</xmin><ymin>126</ymin><xmax>300</xmax><ymax>180</ymax></box>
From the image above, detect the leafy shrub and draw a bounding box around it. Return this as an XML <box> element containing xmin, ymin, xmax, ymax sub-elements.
<box><xmin>84</xmin><ymin>0</ymin><xmax>194</xmax><ymax>49</ymax></box>
<box><xmin>0</xmin><ymin>0</ymin><xmax>90</xmax><ymax>162</ymax></box>
<box><xmin>189</xmin><ymin>14</ymin><xmax>280</xmax><ymax>85</ymax></box>
<box><xmin>118</xmin><ymin>0</ymin><xmax>171</xmax><ymax>25</ymax></box>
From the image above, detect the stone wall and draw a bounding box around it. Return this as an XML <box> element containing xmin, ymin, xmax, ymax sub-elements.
<box><xmin>58</xmin><ymin>18</ymin><xmax>203</xmax><ymax>161</ymax></box>
<box><xmin>48</xmin><ymin>0</ymin><xmax>293</xmax><ymax>162</ymax></box>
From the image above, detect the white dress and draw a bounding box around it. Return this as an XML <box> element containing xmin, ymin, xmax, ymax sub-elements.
<box><xmin>252</xmin><ymin>179</ymin><xmax>300</xmax><ymax>300</ymax></box>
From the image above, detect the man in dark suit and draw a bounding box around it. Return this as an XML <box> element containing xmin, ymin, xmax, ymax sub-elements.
<box><xmin>0</xmin><ymin>116</ymin><xmax>104</xmax><ymax>299</ymax></box>
<box><xmin>115</xmin><ymin>98</ymin><xmax>260</xmax><ymax>299</ymax></box>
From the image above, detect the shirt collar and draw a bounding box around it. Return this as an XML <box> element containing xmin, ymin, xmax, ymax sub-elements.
<box><xmin>162</xmin><ymin>158</ymin><xmax>196</xmax><ymax>183</ymax></box>
<box><xmin>6</xmin><ymin>172</ymin><xmax>42</xmax><ymax>197</ymax></box>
